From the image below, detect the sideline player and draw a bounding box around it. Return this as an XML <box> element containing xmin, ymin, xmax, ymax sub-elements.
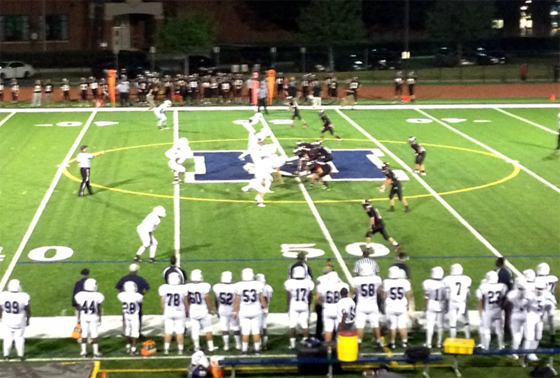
<box><xmin>352</xmin><ymin>264</ymin><xmax>383</xmax><ymax>347</ymax></box>
<box><xmin>213</xmin><ymin>271</ymin><xmax>241</xmax><ymax>351</ymax></box>
<box><xmin>380</xmin><ymin>162</ymin><xmax>410</xmax><ymax>212</ymax></box>
<box><xmin>476</xmin><ymin>271</ymin><xmax>507</xmax><ymax>350</ymax></box>
<box><xmin>165</xmin><ymin>137</ymin><xmax>192</xmax><ymax>184</ymax></box>
<box><xmin>159</xmin><ymin>272</ymin><xmax>189</xmax><ymax>355</ymax></box>
<box><xmin>443</xmin><ymin>264</ymin><xmax>472</xmax><ymax>338</ymax></box>
<box><xmin>408</xmin><ymin>137</ymin><xmax>426</xmax><ymax>175</ymax></box>
<box><xmin>382</xmin><ymin>266</ymin><xmax>412</xmax><ymax>349</ymax></box>
<box><xmin>74</xmin><ymin>278</ymin><xmax>104</xmax><ymax>358</ymax></box>
<box><xmin>154</xmin><ymin>99</ymin><xmax>172</xmax><ymax>130</ymax></box>
<box><xmin>337</xmin><ymin>288</ymin><xmax>356</xmax><ymax>331</ymax></box>
<box><xmin>318</xmin><ymin>110</ymin><xmax>342</xmax><ymax>142</ymax></box>
<box><xmin>134</xmin><ymin>206</ymin><xmax>166</xmax><ymax>263</ymax></box>
<box><xmin>536</xmin><ymin>262</ymin><xmax>558</xmax><ymax>342</ymax></box>
<box><xmin>286</xmin><ymin>96</ymin><xmax>307</xmax><ymax>128</ymax></box>
<box><xmin>0</xmin><ymin>279</ymin><xmax>30</xmax><ymax>361</ymax></box>
<box><xmin>77</xmin><ymin>145</ymin><xmax>105</xmax><ymax>197</ymax></box>
<box><xmin>284</xmin><ymin>266</ymin><xmax>314</xmax><ymax>349</ymax></box>
<box><xmin>423</xmin><ymin>267</ymin><xmax>446</xmax><ymax>348</ymax></box>
<box><xmin>316</xmin><ymin>271</ymin><xmax>349</xmax><ymax>342</ymax></box>
<box><xmin>256</xmin><ymin>274</ymin><xmax>273</xmax><ymax>350</ymax></box>
<box><xmin>186</xmin><ymin>269</ymin><xmax>216</xmax><ymax>352</ymax></box>
<box><xmin>506</xmin><ymin>277</ymin><xmax>532</xmax><ymax>360</ymax></box>
<box><xmin>117</xmin><ymin>281</ymin><xmax>144</xmax><ymax>355</ymax></box>
<box><xmin>362</xmin><ymin>200</ymin><xmax>401</xmax><ymax>253</ymax></box>
<box><xmin>524</xmin><ymin>278</ymin><xmax>557</xmax><ymax>361</ymax></box>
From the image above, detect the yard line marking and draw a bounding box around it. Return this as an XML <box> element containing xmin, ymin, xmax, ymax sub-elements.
<box><xmin>0</xmin><ymin>111</ymin><xmax>98</xmax><ymax>292</ymax></box>
<box><xmin>494</xmin><ymin>108</ymin><xmax>559</xmax><ymax>135</ymax></box>
<box><xmin>260</xmin><ymin>118</ymin><xmax>354</xmax><ymax>283</ymax></box>
<box><xmin>416</xmin><ymin>109</ymin><xmax>560</xmax><ymax>195</ymax></box>
<box><xmin>336</xmin><ymin>109</ymin><xmax>523</xmax><ymax>277</ymax></box>
<box><xmin>173</xmin><ymin>110</ymin><xmax>181</xmax><ymax>267</ymax></box>
<box><xmin>0</xmin><ymin>111</ymin><xmax>16</xmax><ymax>128</ymax></box>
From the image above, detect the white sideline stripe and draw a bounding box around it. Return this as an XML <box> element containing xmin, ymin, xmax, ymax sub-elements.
<box><xmin>336</xmin><ymin>109</ymin><xmax>523</xmax><ymax>278</ymax></box>
<box><xmin>260</xmin><ymin>118</ymin><xmax>353</xmax><ymax>283</ymax></box>
<box><xmin>416</xmin><ymin>109</ymin><xmax>560</xmax><ymax>195</ymax></box>
<box><xmin>0</xmin><ymin>111</ymin><xmax>98</xmax><ymax>292</ymax></box>
<box><xmin>0</xmin><ymin>111</ymin><xmax>16</xmax><ymax>128</ymax></box>
<box><xmin>494</xmin><ymin>108</ymin><xmax>559</xmax><ymax>135</ymax></box>
<box><xmin>173</xmin><ymin>110</ymin><xmax>181</xmax><ymax>267</ymax></box>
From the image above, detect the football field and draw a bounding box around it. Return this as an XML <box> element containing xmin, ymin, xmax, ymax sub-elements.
<box><xmin>0</xmin><ymin>104</ymin><xmax>559</xmax><ymax>375</ymax></box>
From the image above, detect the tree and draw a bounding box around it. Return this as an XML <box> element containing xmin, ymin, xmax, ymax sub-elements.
<box><xmin>157</xmin><ymin>13</ymin><xmax>217</xmax><ymax>54</ymax></box>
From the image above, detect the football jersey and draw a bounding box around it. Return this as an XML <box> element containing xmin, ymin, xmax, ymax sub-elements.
<box><xmin>0</xmin><ymin>291</ymin><xmax>30</xmax><ymax>328</ymax></box>
<box><xmin>76</xmin><ymin>152</ymin><xmax>94</xmax><ymax>168</ymax></box>
<box><xmin>158</xmin><ymin>284</ymin><xmax>189</xmax><ymax>317</ymax></box>
<box><xmin>213</xmin><ymin>283</ymin><xmax>237</xmax><ymax>317</ymax></box>
<box><xmin>538</xmin><ymin>275</ymin><xmax>559</xmax><ymax>294</ymax></box>
<box><xmin>262</xmin><ymin>284</ymin><xmax>273</xmax><ymax>306</ymax></box>
<box><xmin>284</xmin><ymin>278</ymin><xmax>315</xmax><ymax>312</ymax></box>
<box><xmin>423</xmin><ymin>279</ymin><xmax>447</xmax><ymax>312</ymax></box>
<box><xmin>383</xmin><ymin>278</ymin><xmax>411</xmax><ymax>311</ymax></box>
<box><xmin>410</xmin><ymin>142</ymin><xmax>425</xmax><ymax>154</ymax></box>
<box><xmin>235</xmin><ymin>281</ymin><xmax>264</xmax><ymax>316</ymax></box>
<box><xmin>476</xmin><ymin>282</ymin><xmax>507</xmax><ymax>311</ymax></box>
<box><xmin>155</xmin><ymin>102</ymin><xmax>169</xmax><ymax>114</ymax></box>
<box><xmin>74</xmin><ymin>291</ymin><xmax>105</xmax><ymax>321</ymax></box>
<box><xmin>185</xmin><ymin>282</ymin><xmax>211</xmax><ymax>317</ymax></box>
<box><xmin>527</xmin><ymin>292</ymin><xmax>557</xmax><ymax>317</ymax></box>
<box><xmin>317</xmin><ymin>281</ymin><xmax>350</xmax><ymax>317</ymax></box>
<box><xmin>352</xmin><ymin>275</ymin><xmax>382</xmax><ymax>312</ymax></box>
<box><xmin>337</xmin><ymin>297</ymin><xmax>356</xmax><ymax>325</ymax></box>
<box><xmin>138</xmin><ymin>212</ymin><xmax>161</xmax><ymax>233</ymax></box>
<box><xmin>366</xmin><ymin>206</ymin><xmax>383</xmax><ymax>226</ymax></box>
<box><xmin>443</xmin><ymin>275</ymin><xmax>472</xmax><ymax>304</ymax></box>
<box><xmin>506</xmin><ymin>289</ymin><xmax>533</xmax><ymax>315</ymax></box>
<box><xmin>117</xmin><ymin>291</ymin><xmax>144</xmax><ymax>320</ymax></box>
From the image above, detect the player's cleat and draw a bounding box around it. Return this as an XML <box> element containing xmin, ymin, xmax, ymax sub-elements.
<box><xmin>207</xmin><ymin>346</ymin><xmax>218</xmax><ymax>352</ymax></box>
<box><xmin>126</xmin><ymin>346</ymin><xmax>131</xmax><ymax>353</ymax></box>
<box><xmin>390</xmin><ymin>343</ymin><xmax>395</xmax><ymax>349</ymax></box>
<box><xmin>389</xmin><ymin>206</ymin><xmax>395</xmax><ymax>212</ymax></box>
<box><xmin>223</xmin><ymin>345</ymin><xmax>229</xmax><ymax>351</ymax></box>
<box><xmin>395</xmin><ymin>244</ymin><xmax>402</xmax><ymax>252</ymax></box>
<box><xmin>78</xmin><ymin>193</ymin><xmax>84</xmax><ymax>197</ymax></box>
<box><xmin>80</xmin><ymin>353</ymin><xmax>87</xmax><ymax>359</ymax></box>
<box><xmin>241</xmin><ymin>186</ymin><xmax>249</xmax><ymax>193</ymax></box>
<box><xmin>421</xmin><ymin>171</ymin><xmax>426</xmax><ymax>176</ymax></box>
<box><xmin>527</xmin><ymin>354</ymin><xmax>539</xmax><ymax>362</ymax></box>
<box><xmin>130</xmin><ymin>349</ymin><xmax>140</xmax><ymax>356</ymax></box>
<box><xmin>436</xmin><ymin>343</ymin><xmax>442</xmax><ymax>349</ymax></box>
<box><xmin>414</xmin><ymin>169</ymin><xmax>420</xmax><ymax>173</ymax></box>
<box><xmin>509</xmin><ymin>354</ymin><xmax>519</xmax><ymax>360</ymax></box>
<box><xmin>158</xmin><ymin>126</ymin><xmax>162</xmax><ymax>130</ymax></box>
<box><xmin>322</xmin><ymin>186</ymin><xmax>330</xmax><ymax>191</ymax></box>
<box><xmin>172</xmin><ymin>180</ymin><xmax>180</xmax><ymax>185</ymax></box>
<box><xmin>93</xmin><ymin>353</ymin><xmax>102</xmax><ymax>358</ymax></box>
<box><xmin>177</xmin><ymin>350</ymin><xmax>184</xmax><ymax>355</ymax></box>
<box><xmin>241</xmin><ymin>351</ymin><xmax>248</xmax><ymax>355</ymax></box>
<box><xmin>402</xmin><ymin>342</ymin><xmax>407</xmax><ymax>348</ymax></box>
<box><xmin>338</xmin><ymin>138</ymin><xmax>342</xmax><ymax>143</ymax></box>
<box><xmin>164</xmin><ymin>350</ymin><xmax>169</xmax><ymax>355</ymax></box>
<box><xmin>133</xmin><ymin>256</ymin><xmax>140</xmax><ymax>262</ymax></box>
<box><xmin>303</xmin><ymin>123</ymin><xmax>308</xmax><ymax>128</ymax></box>
<box><xmin>405</xmin><ymin>207</ymin><xmax>410</xmax><ymax>213</ymax></box>
<box><xmin>257</xmin><ymin>203</ymin><xmax>266</xmax><ymax>208</ymax></box>
<box><xmin>150</xmin><ymin>258</ymin><xmax>155</xmax><ymax>263</ymax></box>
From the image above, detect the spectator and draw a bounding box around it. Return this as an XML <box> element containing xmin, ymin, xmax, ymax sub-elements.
<box><xmin>353</xmin><ymin>248</ymin><xmax>380</xmax><ymax>276</ymax></box>
<box><xmin>72</xmin><ymin>268</ymin><xmax>90</xmax><ymax>313</ymax></box>
<box><xmin>116</xmin><ymin>264</ymin><xmax>150</xmax><ymax>335</ymax></box>
<box><xmin>288</xmin><ymin>252</ymin><xmax>313</xmax><ymax>280</ymax></box>
<box><xmin>257</xmin><ymin>79</ymin><xmax>268</xmax><ymax>115</ymax></box>
<box><xmin>162</xmin><ymin>255</ymin><xmax>187</xmax><ymax>284</ymax></box>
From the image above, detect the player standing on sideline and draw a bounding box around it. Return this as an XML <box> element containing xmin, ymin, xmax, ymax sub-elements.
<box><xmin>393</xmin><ymin>71</ymin><xmax>404</xmax><ymax>103</ymax></box>
<box><xmin>524</xmin><ymin>278</ymin><xmax>557</xmax><ymax>361</ymax></box>
<box><xmin>336</xmin><ymin>288</ymin><xmax>356</xmax><ymax>331</ymax></box>
<box><xmin>286</xmin><ymin>96</ymin><xmax>308</xmax><ymax>128</ymax></box>
<box><xmin>380</xmin><ymin>162</ymin><xmax>410</xmax><ymax>212</ymax></box>
<box><xmin>284</xmin><ymin>266</ymin><xmax>314</xmax><ymax>349</ymax></box>
<box><xmin>318</xmin><ymin>110</ymin><xmax>342</xmax><ymax>142</ymax></box>
<box><xmin>134</xmin><ymin>206</ymin><xmax>166</xmax><ymax>263</ymax></box>
<box><xmin>213</xmin><ymin>271</ymin><xmax>242</xmax><ymax>351</ymax></box>
<box><xmin>166</xmin><ymin>137</ymin><xmax>192</xmax><ymax>185</ymax></box>
<box><xmin>158</xmin><ymin>272</ymin><xmax>189</xmax><ymax>355</ymax></box>
<box><xmin>256</xmin><ymin>274</ymin><xmax>273</xmax><ymax>350</ymax></box>
<box><xmin>117</xmin><ymin>281</ymin><xmax>143</xmax><ymax>355</ymax></box>
<box><xmin>79</xmin><ymin>77</ymin><xmax>88</xmax><ymax>106</ymax></box>
<box><xmin>61</xmin><ymin>78</ymin><xmax>71</xmax><ymax>104</ymax></box>
<box><xmin>0</xmin><ymin>279</ymin><xmax>30</xmax><ymax>361</ymax></box>
<box><xmin>74</xmin><ymin>278</ymin><xmax>104</xmax><ymax>358</ymax></box>
<box><xmin>443</xmin><ymin>264</ymin><xmax>472</xmax><ymax>338</ymax></box>
<box><xmin>408</xmin><ymin>137</ymin><xmax>426</xmax><ymax>175</ymax></box>
<box><xmin>476</xmin><ymin>271</ymin><xmax>507</xmax><ymax>350</ymax></box>
<box><xmin>77</xmin><ymin>145</ymin><xmax>105</xmax><ymax>197</ymax></box>
<box><xmin>362</xmin><ymin>200</ymin><xmax>401</xmax><ymax>253</ymax></box>
<box><xmin>186</xmin><ymin>270</ymin><xmax>216</xmax><ymax>352</ymax></box>
<box><xmin>352</xmin><ymin>264</ymin><xmax>383</xmax><ymax>347</ymax></box>
<box><xmin>316</xmin><ymin>271</ymin><xmax>349</xmax><ymax>342</ymax></box>
<box><xmin>536</xmin><ymin>262</ymin><xmax>558</xmax><ymax>342</ymax></box>
<box><xmin>154</xmin><ymin>99</ymin><xmax>172</xmax><ymax>130</ymax></box>
<box><xmin>523</xmin><ymin>269</ymin><xmax>537</xmax><ymax>292</ymax></box>
<box><xmin>407</xmin><ymin>71</ymin><xmax>417</xmax><ymax>102</ymax></box>
<box><xmin>10</xmin><ymin>78</ymin><xmax>19</xmax><ymax>104</ymax></box>
<box><xmin>506</xmin><ymin>277</ymin><xmax>532</xmax><ymax>360</ymax></box>
<box><xmin>382</xmin><ymin>266</ymin><xmax>412</xmax><ymax>349</ymax></box>
<box><xmin>423</xmin><ymin>267</ymin><xmax>447</xmax><ymax>349</ymax></box>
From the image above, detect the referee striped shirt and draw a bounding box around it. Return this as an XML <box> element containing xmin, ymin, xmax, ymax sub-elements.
<box><xmin>162</xmin><ymin>265</ymin><xmax>187</xmax><ymax>284</ymax></box>
<box><xmin>353</xmin><ymin>257</ymin><xmax>380</xmax><ymax>276</ymax></box>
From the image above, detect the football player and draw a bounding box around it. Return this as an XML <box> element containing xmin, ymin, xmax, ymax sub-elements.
<box><xmin>284</xmin><ymin>266</ymin><xmax>315</xmax><ymax>349</ymax></box>
<box><xmin>164</xmin><ymin>75</ymin><xmax>173</xmax><ymax>102</ymax></box>
<box><xmin>362</xmin><ymin>200</ymin><xmax>401</xmax><ymax>253</ymax></box>
<box><xmin>134</xmin><ymin>206</ymin><xmax>166</xmax><ymax>263</ymax></box>
<box><xmin>275</xmin><ymin>72</ymin><xmax>284</xmax><ymax>97</ymax></box>
<box><xmin>348</xmin><ymin>77</ymin><xmax>360</xmax><ymax>103</ymax></box>
<box><xmin>328</xmin><ymin>73</ymin><xmax>338</xmax><ymax>100</ymax></box>
<box><xmin>476</xmin><ymin>271</ymin><xmax>507</xmax><ymax>350</ymax></box>
<box><xmin>382</xmin><ymin>266</ymin><xmax>412</xmax><ymax>349</ymax></box>
<box><xmin>352</xmin><ymin>264</ymin><xmax>383</xmax><ymax>346</ymax></box>
<box><xmin>307</xmin><ymin>159</ymin><xmax>331</xmax><ymax>191</ymax></box>
<box><xmin>394</xmin><ymin>71</ymin><xmax>404</xmax><ymax>102</ymax></box>
<box><xmin>154</xmin><ymin>99</ymin><xmax>172</xmax><ymax>130</ymax></box>
<box><xmin>159</xmin><ymin>272</ymin><xmax>189</xmax><ymax>355</ymax></box>
<box><xmin>336</xmin><ymin>288</ymin><xmax>356</xmax><ymax>331</ymax></box>
<box><xmin>536</xmin><ymin>262</ymin><xmax>558</xmax><ymax>342</ymax></box>
<box><xmin>117</xmin><ymin>281</ymin><xmax>144</xmax><ymax>355</ymax></box>
<box><xmin>316</xmin><ymin>271</ymin><xmax>349</xmax><ymax>342</ymax></box>
<box><xmin>0</xmin><ymin>279</ymin><xmax>30</xmax><ymax>361</ymax></box>
<box><xmin>74</xmin><ymin>278</ymin><xmax>104</xmax><ymax>357</ymax></box>
<box><xmin>10</xmin><ymin>79</ymin><xmax>18</xmax><ymax>103</ymax></box>
<box><xmin>241</xmin><ymin>162</ymin><xmax>273</xmax><ymax>208</ymax></box>
<box><xmin>61</xmin><ymin>78</ymin><xmax>71</xmax><ymax>104</ymax></box>
<box><xmin>89</xmin><ymin>76</ymin><xmax>99</xmax><ymax>100</ymax></box>
<box><xmin>524</xmin><ymin>278</ymin><xmax>556</xmax><ymax>361</ymax></box>
<box><xmin>79</xmin><ymin>77</ymin><xmax>88</xmax><ymax>105</ymax></box>
<box><xmin>238</xmin><ymin>114</ymin><xmax>264</xmax><ymax>161</ymax></box>
<box><xmin>423</xmin><ymin>267</ymin><xmax>447</xmax><ymax>348</ymax></box>
<box><xmin>256</xmin><ymin>274</ymin><xmax>273</xmax><ymax>350</ymax></box>
<box><xmin>380</xmin><ymin>162</ymin><xmax>410</xmax><ymax>212</ymax></box>
<box><xmin>213</xmin><ymin>271</ymin><xmax>241</xmax><ymax>351</ymax></box>
<box><xmin>506</xmin><ymin>277</ymin><xmax>532</xmax><ymax>360</ymax></box>
<box><xmin>523</xmin><ymin>269</ymin><xmax>537</xmax><ymax>292</ymax></box>
<box><xmin>286</xmin><ymin>96</ymin><xmax>308</xmax><ymax>128</ymax></box>
<box><xmin>408</xmin><ymin>137</ymin><xmax>426</xmax><ymax>175</ymax></box>
<box><xmin>233</xmin><ymin>268</ymin><xmax>269</xmax><ymax>355</ymax></box>
<box><xmin>166</xmin><ymin>137</ymin><xmax>192</xmax><ymax>184</ymax></box>
<box><xmin>407</xmin><ymin>71</ymin><xmax>417</xmax><ymax>102</ymax></box>
<box><xmin>318</xmin><ymin>110</ymin><xmax>342</xmax><ymax>142</ymax></box>
<box><xmin>186</xmin><ymin>269</ymin><xmax>216</xmax><ymax>352</ymax></box>
<box><xmin>443</xmin><ymin>263</ymin><xmax>472</xmax><ymax>338</ymax></box>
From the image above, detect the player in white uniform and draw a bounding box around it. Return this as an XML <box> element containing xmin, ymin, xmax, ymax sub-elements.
<box><xmin>238</xmin><ymin>113</ymin><xmax>264</xmax><ymax>161</ymax></box>
<box><xmin>337</xmin><ymin>288</ymin><xmax>356</xmax><ymax>330</ymax></box>
<box><xmin>284</xmin><ymin>266</ymin><xmax>315</xmax><ymax>349</ymax></box>
<box><xmin>476</xmin><ymin>271</ymin><xmax>507</xmax><ymax>350</ymax></box>
<box><xmin>256</xmin><ymin>274</ymin><xmax>273</xmax><ymax>350</ymax></box>
<box><xmin>213</xmin><ymin>271</ymin><xmax>241</xmax><ymax>351</ymax></box>
<box><xmin>117</xmin><ymin>281</ymin><xmax>144</xmax><ymax>355</ymax></box>
<box><xmin>352</xmin><ymin>264</ymin><xmax>383</xmax><ymax>347</ymax></box>
<box><xmin>158</xmin><ymin>272</ymin><xmax>189</xmax><ymax>355</ymax></box>
<box><xmin>316</xmin><ymin>271</ymin><xmax>349</xmax><ymax>342</ymax></box>
<box><xmin>241</xmin><ymin>162</ymin><xmax>273</xmax><ymax>207</ymax></box>
<box><xmin>165</xmin><ymin>137</ymin><xmax>192</xmax><ymax>184</ymax></box>
<box><xmin>524</xmin><ymin>277</ymin><xmax>557</xmax><ymax>361</ymax></box>
<box><xmin>185</xmin><ymin>269</ymin><xmax>216</xmax><ymax>352</ymax></box>
<box><xmin>536</xmin><ymin>262</ymin><xmax>558</xmax><ymax>343</ymax></box>
<box><xmin>506</xmin><ymin>277</ymin><xmax>533</xmax><ymax>360</ymax></box>
<box><xmin>134</xmin><ymin>206</ymin><xmax>166</xmax><ymax>263</ymax></box>
<box><xmin>154</xmin><ymin>99</ymin><xmax>172</xmax><ymax>130</ymax></box>
<box><xmin>382</xmin><ymin>266</ymin><xmax>412</xmax><ymax>349</ymax></box>
<box><xmin>0</xmin><ymin>279</ymin><xmax>30</xmax><ymax>361</ymax></box>
<box><xmin>423</xmin><ymin>267</ymin><xmax>447</xmax><ymax>348</ymax></box>
<box><xmin>233</xmin><ymin>268</ymin><xmax>268</xmax><ymax>354</ymax></box>
<box><xmin>443</xmin><ymin>263</ymin><xmax>472</xmax><ymax>338</ymax></box>
<box><xmin>523</xmin><ymin>269</ymin><xmax>536</xmax><ymax>293</ymax></box>
<box><xmin>74</xmin><ymin>278</ymin><xmax>104</xmax><ymax>358</ymax></box>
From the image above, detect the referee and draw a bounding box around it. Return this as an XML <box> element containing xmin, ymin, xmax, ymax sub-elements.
<box><xmin>77</xmin><ymin>145</ymin><xmax>105</xmax><ymax>197</ymax></box>
<box><xmin>353</xmin><ymin>248</ymin><xmax>380</xmax><ymax>276</ymax></box>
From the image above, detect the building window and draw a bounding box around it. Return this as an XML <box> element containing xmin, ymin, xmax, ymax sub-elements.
<box><xmin>1</xmin><ymin>15</ymin><xmax>30</xmax><ymax>41</ymax></box>
<box><xmin>45</xmin><ymin>15</ymin><xmax>69</xmax><ymax>41</ymax></box>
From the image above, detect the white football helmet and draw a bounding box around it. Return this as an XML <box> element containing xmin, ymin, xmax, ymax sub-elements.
<box><xmin>450</xmin><ymin>263</ymin><xmax>463</xmax><ymax>276</ymax></box>
<box><xmin>124</xmin><ymin>281</ymin><xmax>138</xmax><ymax>293</ymax></box>
<box><xmin>164</xmin><ymin>100</ymin><xmax>172</xmax><ymax>107</ymax></box>
<box><xmin>408</xmin><ymin>136</ymin><xmax>416</xmax><ymax>144</ymax></box>
<box><xmin>241</xmin><ymin>268</ymin><xmax>254</xmax><ymax>281</ymax></box>
<box><xmin>168</xmin><ymin>272</ymin><xmax>181</xmax><ymax>285</ymax></box>
<box><xmin>388</xmin><ymin>266</ymin><xmax>401</xmax><ymax>279</ymax></box>
<box><xmin>292</xmin><ymin>266</ymin><xmax>306</xmax><ymax>279</ymax></box>
<box><xmin>84</xmin><ymin>278</ymin><xmax>97</xmax><ymax>292</ymax></box>
<box><xmin>221</xmin><ymin>271</ymin><xmax>233</xmax><ymax>284</ymax></box>
<box><xmin>191</xmin><ymin>269</ymin><xmax>203</xmax><ymax>282</ymax></box>
<box><xmin>537</xmin><ymin>262</ymin><xmax>550</xmax><ymax>276</ymax></box>
<box><xmin>535</xmin><ymin>277</ymin><xmax>547</xmax><ymax>294</ymax></box>
<box><xmin>255</xmin><ymin>131</ymin><xmax>267</xmax><ymax>142</ymax></box>
<box><xmin>327</xmin><ymin>271</ymin><xmax>340</xmax><ymax>283</ymax></box>
<box><xmin>523</xmin><ymin>269</ymin><xmax>536</xmax><ymax>283</ymax></box>
<box><xmin>261</xmin><ymin>144</ymin><xmax>277</xmax><ymax>157</ymax></box>
<box><xmin>256</xmin><ymin>273</ymin><xmax>266</xmax><ymax>284</ymax></box>
<box><xmin>153</xmin><ymin>206</ymin><xmax>166</xmax><ymax>217</ymax></box>
<box><xmin>179</xmin><ymin>137</ymin><xmax>189</xmax><ymax>147</ymax></box>
<box><xmin>8</xmin><ymin>279</ymin><xmax>21</xmax><ymax>293</ymax></box>
<box><xmin>515</xmin><ymin>277</ymin><xmax>527</xmax><ymax>290</ymax></box>
<box><xmin>359</xmin><ymin>264</ymin><xmax>374</xmax><ymax>277</ymax></box>
<box><xmin>431</xmin><ymin>266</ymin><xmax>444</xmax><ymax>280</ymax></box>
<box><xmin>485</xmin><ymin>271</ymin><xmax>499</xmax><ymax>284</ymax></box>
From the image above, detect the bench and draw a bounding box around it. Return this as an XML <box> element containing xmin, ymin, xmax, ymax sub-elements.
<box><xmin>221</xmin><ymin>355</ymin><xmax>444</xmax><ymax>378</ymax></box>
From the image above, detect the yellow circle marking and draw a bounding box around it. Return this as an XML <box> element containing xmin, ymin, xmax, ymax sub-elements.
<box><xmin>62</xmin><ymin>139</ymin><xmax>520</xmax><ymax>204</ymax></box>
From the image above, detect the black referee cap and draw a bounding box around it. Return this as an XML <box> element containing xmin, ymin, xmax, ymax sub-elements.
<box><xmin>81</xmin><ymin>268</ymin><xmax>90</xmax><ymax>276</ymax></box>
<box><xmin>80</xmin><ymin>145</ymin><xmax>88</xmax><ymax>150</ymax></box>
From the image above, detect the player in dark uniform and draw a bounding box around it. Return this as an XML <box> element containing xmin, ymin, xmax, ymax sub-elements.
<box><xmin>233</xmin><ymin>74</ymin><xmax>244</xmax><ymax>102</ymax></box>
<box><xmin>136</xmin><ymin>74</ymin><xmax>147</xmax><ymax>105</ymax></box>
<box><xmin>89</xmin><ymin>76</ymin><xmax>99</xmax><ymax>101</ymax></box>
<box><xmin>380</xmin><ymin>162</ymin><xmax>409</xmax><ymax>212</ymax></box>
<box><xmin>287</xmin><ymin>97</ymin><xmax>307</xmax><ymax>128</ymax></box>
<box><xmin>61</xmin><ymin>78</ymin><xmax>70</xmax><ymax>104</ymax></box>
<box><xmin>408</xmin><ymin>136</ymin><xmax>426</xmax><ymax>175</ymax></box>
<box><xmin>407</xmin><ymin>71</ymin><xmax>416</xmax><ymax>102</ymax></box>
<box><xmin>100</xmin><ymin>78</ymin><xmax>109</xmax><ymax>103</ymax></box>
<box><xmin>349</xmin><ymin>77</ymin><xmax>360</xmax><ymax>103</ymax></box>
<box><xmin>209</xmin><ymin>76</ymin><xmax>219</xmax><ymax>103</ymax></box>
<box><xmin>287</xmin><ymin>77</ymin><xmax>298</xmax><ymax>98</ymax></box>
<box><xmin>362</xmin><ymin>200</ymin><xmax>401</xmax><ymax>253</ymax></box>
<box><xmin>319</xmin><ymin>110</ymin><xmax>342</xmax><ymax>141</ymax></box>
<box><xmin>44</xmin><ymin>79</ymin><xmax>54</xmax><ymax>105</ymax></box>
<box><xmin>202</xmin><ymin>75</ymin><xmax>211</xmax><ymax>103</ymax></box>
<box><xmin>307</xmin><ymin>159</ymin><xmax>331</xmax><ymax>191</ymax></box>
<box><xmin>394</xmin><ymin>71</ymin><xmax>404</xmax><ymax>102</ymax></box>
<box><xmin>164</xmin><ymin>75</ymin><xmax>173</xmax><ymax>102</ymax></box>
<box><xmin>220</xmin><ymin>75</ymin><xmax>232</xmax><ymax>103</ymax></box>
<box><xmin>276</xmin><ymin>72</ymin><xmax>284</xmax><ymax>97</ymax></box>
<box><xmin>301</xmin><ymin>74</ymin><xmax>310</xmax><ymax>102</ymax></box>
<box><xmin>79</xmin><ymin>77</ymin><xmax>88</xmax><ymax>106</ymax></box>
<box><xmin>328</xmin><ymin>74</ymin><xmax>338</xmax><ymax>100</ymax></box>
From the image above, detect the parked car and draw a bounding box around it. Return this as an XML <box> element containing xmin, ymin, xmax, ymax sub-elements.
<box><xmin>474</xmin><ymin>47</ymin><xmax>506</xmax><ymax>65</ymax></box>
<box><xmin>369</xmin><ymin>48</ymin><xmax>402</xmax><ymax>70</ymax></box>
<box><xmin>0</xmin><ymin>61</ymin><xmax>35</xmax><ymax>79</ymax></box>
